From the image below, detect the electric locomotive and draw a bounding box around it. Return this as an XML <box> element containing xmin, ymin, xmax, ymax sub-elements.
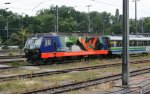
<box><xmin>24</xmin><ymin>33</ymin><xmax>109</xmax><ymax>64</ymax></box>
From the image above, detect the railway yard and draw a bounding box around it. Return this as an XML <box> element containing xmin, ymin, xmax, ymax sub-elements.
<box><xmin>0</xmin><ymin>0</ymin><xmax>150</xmax><ymax>94</ymax></box>
<box><xmin>0</xmin><ymin>52</ymin><xmax>149</xmax><ymax>94</ymax></box>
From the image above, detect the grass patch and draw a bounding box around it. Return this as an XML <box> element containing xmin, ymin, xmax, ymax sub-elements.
<box><xmin>0</xmin><ymin>62</ymin><xmax>150</xmax><ymax>93</ymax></box>
<box><xmin>0</xmin><ymin>79</ymin><xmax>41</xmax><ymax>93</ymax></box>
<box><xmin>0</xmin><ymin>55</ymin><xmax>150</xmax><ymax>93</ymax></box>
<box><xmin>8</xmin><ymin>52</ymin><xmax>13</xmax><ymax>56</ymax></box>
<box><xmin>9</xmin><ymin>61</ymin><xmax>29</xmax><ymax>67</ymax></box>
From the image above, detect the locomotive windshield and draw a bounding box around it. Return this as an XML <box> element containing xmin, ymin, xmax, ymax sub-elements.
<box><xmin>24</xmin><ymin>37</ymin><xmax>43</xmax><ymax>49</ymax></box>
<box><xmin>34</xmin><ymin>37</ymin><xmax>43</xmax><ymax>48</ymax></box>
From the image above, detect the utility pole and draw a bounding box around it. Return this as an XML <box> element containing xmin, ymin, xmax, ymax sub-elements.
<box><xmin>4</xmin><ymin>2</ymin><xmax>11</xmax><ymax>43</ymax></box>
<box><xmin>5</xmin><ymin>21</ymin><xmax>9</xmax><ymax>41</ymax></box>
<box><xmin>86</xmin><ymin>5</ymin><xmax>92</xmax><ymax>33</ymax></box>
<box><xmin>102</xmin><ymin>20</ymin><xmax>104</xmax><ymax>35</ymax></box>
<box><xmin>21</xmin><ymin>13</ymin><xmax>25</xmax><ymax>31</ymax></box>
<box><xmin>132</xmin><ymin>0</ymin><xmax>140</xmax><ymax>35</ymax></box>
<box><xmin>141</xmin><ymin>17</ymin><xmax>144</xmax><ymax>35</ymax></box>
<box><xmin>56</xmin><ymin>5</ymin><xmax>59</xmax><ymax>33</ymax></box>
<box><xmin>122</xmin><ymin>0</ymin><xmax>130</xmax><ymax>86</ymax></box>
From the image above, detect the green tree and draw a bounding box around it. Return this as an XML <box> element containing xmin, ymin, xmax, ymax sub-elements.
<box><xmin>7</xmin><ymin>30</ymin><xmax>30</xmax><ymax>48</ymax></box>
<box><xmin>59</xmin><ymin>17</ymin><xmax>76</xmax><ymax>32</ymax></box>
<box><xmin>143</xmin><ymin>17</ymin><xmax>150</xmax><ymax>33</ymax></box>
<box><xmin>36</xmin><ymin>14</ymin><xmax>55</xmax><ymax>33</ymax></box>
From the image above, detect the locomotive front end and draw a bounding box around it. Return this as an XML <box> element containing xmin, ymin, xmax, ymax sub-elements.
<box><xmin>24</xmin><ymin>36</ymin><xmax>43</xmax><ymax>63</ymax></box>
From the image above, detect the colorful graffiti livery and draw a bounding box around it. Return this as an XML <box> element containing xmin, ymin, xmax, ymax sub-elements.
<box><xmin>24</xmin><ymin>33</ymin><xmax>109</xmax><ymax>63</ymax></box>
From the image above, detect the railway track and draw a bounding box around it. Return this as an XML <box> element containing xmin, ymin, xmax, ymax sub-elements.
<box><xmin>23</xmin><ymin>67</ymin><xmax>150</xmax><ymax>94</ymax></box>
<box><xmin>0</xmin><ymin>58</ymin><xmax>26</xmax><ymax>64</ymax></box>
<box><xmin>0</xmin><ymin>55</ymin><xmax>25</xmax><ymax>59</ymax></box>
<box><xmin>0</xmin><ymin>66</ymin><xmax>17</xmax><ymax>70</ymax></box>
<box><xmin>0</xmin><ymin>59</ymin><xmax>150</xmax><ymax>82</ymax></box>
<box><xmin>144</xmin><ymin>91</ymin><xmax>150</xmax><ymax>94</ymax></box>
<box><xmin>0</xmin><ymin>59</ymin><xmax>149</xmax><ymax>70</ymax></box>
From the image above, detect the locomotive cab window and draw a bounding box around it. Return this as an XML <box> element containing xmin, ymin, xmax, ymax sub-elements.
<box><xmin>45</xmin><ymin>38</ymin><xmax>51</xmax><ymax>47</ymax></box>
<box><xmin>33</xmin><ymin>37</ymin><xmax>43</xmax><ymax>48</ymax></box>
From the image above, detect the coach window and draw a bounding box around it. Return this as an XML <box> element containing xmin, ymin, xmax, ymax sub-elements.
<box><xmin>45</xmin><ymin>38</ymin><xmax>51</xmax><ymax>47</ymax></box>
<box><xmin>146</xmin><ymin>41</ymin><xmax>148</xmax><ymax>46</ymax></box>
<box><xmin>147</xmin><ymin>41</ymin><xmax>149</xmax><ymax>46</ymax></box>
<box><xmin>142</xmin><ymin>41</ymin><xmax>144</xmax><ymax>46</ymax></box>
<box><xmin>141</xmin><ymin>41</ymin><xmax>144</xmax><ymax>46</ymax></box>
<box><xmin>144</xmin><ymin>41</ymin><xmax>149</xmax><ymax>46</ymax></box>
<box><xmin>133</xmin><ymin>41</ymin><xmax>136</xmax><ymax>46</ymax></box>
<box><xmin>137</xmin><ymin>41</ymin><xmax>139</xmax><ymax>46</ymax></box>
<box><xmin>130</xmin><ymin>41</ymin><xmax>134</xmax><ymax>46</ymax></box>
<box><xmin>135</xmin><ymin>41</ymin><xmax>138</xmax><ymax>46</ymax></box>
<box><xmin>138</xmin><ymin>41</ymin><xmax>142</xmax><ymax>46</ymax></box>
<box><xmin>110</xmin><ymin>41</ymin><xmax>114</xmax><ymax>47</ymax></box>
<box><xmin>144</xmin><ymin>41</ymin><xmax>146</xmax><ymax>46</ymax></box>
<box><xmin>116</xmin><ymin>41</ymin><xmax>122</xmax><ymax>47</ymax></box>
<box><xmin>120</xmin><ymin>41</ymin><xmax>122</xmax><ymax>47</ymax></box>
<box><xmin>148</xmin><ymin>41</ymin><xmax>150</xmax><ymax>46</ymax></box>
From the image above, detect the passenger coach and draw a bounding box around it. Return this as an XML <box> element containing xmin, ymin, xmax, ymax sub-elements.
<box><xmin>107</xmin><ymin>35</ymin><xmax>150</xmax><ymax>55</ymax></box>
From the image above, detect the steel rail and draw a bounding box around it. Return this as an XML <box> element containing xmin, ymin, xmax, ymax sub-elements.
<box><xmin>0</xmin><ymin>55</ymin><xmax>25</xmax><ymax>59</ymax></box>
<box><xmin>23</xmin><ymin>67</ymin><xmax>150</xmax><ymax>94</ymax></box>
<box><xmin>0</xmin><ymin>59</ymin><xmax>26</xmax><ymax>64</ymax></box>
<box><xmin>0</xmin><ymin>66</ymin><xmax>17</xmax><ymax>70</ymax></box>
<box><xmin>0</xmin><ymin>59</ymin><xmax>149</xmax><ymax>82</ymax></box>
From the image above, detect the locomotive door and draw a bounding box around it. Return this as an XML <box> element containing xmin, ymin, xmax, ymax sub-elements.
<box><xmin>102</xmin><ymin>37</ymin><xmax>109</xmax><ymax>50</ymax></box>
<box><xmin>41</xmin><ymin>37</ymin><xmax>54</xmax><ymax>53</ymax></box>
<box><xmin>53</xmin><ymin>39</ymin><xmax>57</xmax><ymax>52</ymax></box>
<box><xmin>51</xmin><ymin>36</ymin><xmax>59</xmax><ymax>52</ymax></box>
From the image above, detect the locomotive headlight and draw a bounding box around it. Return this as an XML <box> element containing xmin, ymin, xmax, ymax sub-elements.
<box><xmin>25</xmin><ymin>50</ymin><xmax>28</xmax><ymax>53</ymax></box>
<box><xmin>35</xmin><ymin>49</ymin><xmax>40</xmax><ymax>53</ymax></box>
<box><xmin>36</xmin><ymin>50</ymin><xmax>39</xmax><ymax>52</ymax></box>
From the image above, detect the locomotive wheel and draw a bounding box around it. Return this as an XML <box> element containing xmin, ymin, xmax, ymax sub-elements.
<box><xmin>36</xmin><ymin>60</ymin><xmax>44</xmax><ymax>65</ymax></box>
<box><xmin>44</xmin><ymin>59</ymin><xmax>54</xmax><ymax>65</ymax></box>
<box><xmin>84</xmin><ymin>56</ymin><xmax>89</xmax><ymax>61</ymax></box>
<box><xmin>48</xmin><ymin>61</ymin><xmax>54</xmax><ymax>65</ymax></box>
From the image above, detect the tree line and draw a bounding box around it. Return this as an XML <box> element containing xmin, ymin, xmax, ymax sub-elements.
<box><xmin>0</xmin><ymin>5</ymin><xmax>150</xmax><ymax>48</ymax></box>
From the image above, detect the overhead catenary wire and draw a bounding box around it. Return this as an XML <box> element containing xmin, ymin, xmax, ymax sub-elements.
<box><xmin>32</xmin><ymin>2</ymin><xmax>44</xmax><ymax>11</ymax></box>
<box><xmin>91</xmin><ymin>0</ymin><xmax>121</xmax><ymax>8</ymax></box>
<box><xmin>0</xmin><ymin>5</ymin><xmax>34</xmax><ymax>11</ymax></box>
<box><xmin>1</xmin><ymin>0</ymin><xmax>150</xmax><ymax>16</ymax></box>
<box><xmin>91</xmin><ymin>0</ymin><xmax>150</xmax><ymax>15</ymax></box>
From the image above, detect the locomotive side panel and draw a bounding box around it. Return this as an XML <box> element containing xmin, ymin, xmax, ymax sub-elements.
<box><xmin>24</xmin><ymin>33</ymin><xmax>110</xmax><ymax>64</ymax></box>
<box><xmin>41</xmin><ymin>35</ymin><xmax>108</xmax><ymax>59</ymax></box>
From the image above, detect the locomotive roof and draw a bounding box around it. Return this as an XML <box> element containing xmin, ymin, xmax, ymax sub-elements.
<box><xmin>32</xmin><ymin>32</ymin><xmax>103</xmax><ymax>37</ymax></box>
<box><xmin>107</xmin><ymin>35</ymin><xmax>150</xmax><ymax>41</ymax></box>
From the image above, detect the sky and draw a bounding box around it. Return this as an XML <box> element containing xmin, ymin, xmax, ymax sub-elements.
<box><xmin>0</xmin><ymin>0</ymin><xmax>150</xmax><ymax>18</ymax></box>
